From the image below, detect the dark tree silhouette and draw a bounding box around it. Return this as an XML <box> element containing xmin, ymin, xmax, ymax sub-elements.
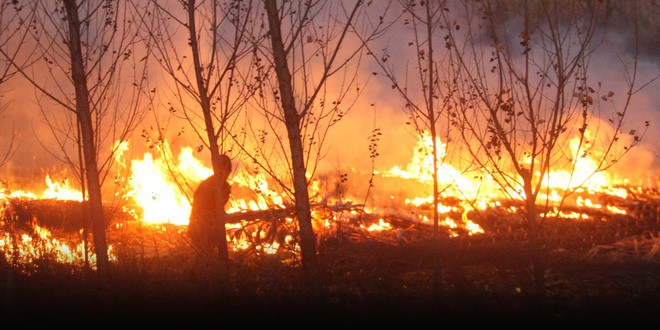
<box><xmin>442</xmin><ymin>0</ymin><xmax>655</xmax><ymax>292</ymax></box>
<box><xmin>3</xmin><ymin>0</ymin><xmax>151</xmax><ymax>286</ymax></box>
<box><xmin>135</xmin><ymin>0</ymin><xmax>258</xmax><ymax>285</ymax></box>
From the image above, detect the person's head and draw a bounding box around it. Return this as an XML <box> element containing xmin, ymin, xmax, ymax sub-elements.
<box><xmin>219</xmin><ymin>154</ymin><xmax>232</xmax><ymax>179</ymax></box>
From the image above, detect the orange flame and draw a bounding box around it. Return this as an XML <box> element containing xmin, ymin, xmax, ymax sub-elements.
<box><xmin>8</xmin><ymin>175</ymin><xmax>83</xmax><ymax>201</ymax></box>
<box><xmin>118</xmin><ymin>142</ymin><xmax>295</xmax><ymax>254</ymax></box>
<box><xmin>124</xmin><ymin>146</ymin><xmax>209</xmax><ymax>225</ymax></box>
<box><xmin>0</xmin><ymin>224</ymin><xmax>115</xmax><ymax>271</ymax></box>
<box><xmin>386</xmin><ymin>130</ymin><xmax>630</xmax><ymax>228</ymax></box>
<box><xmin>365</xmin><ymin>218</ymin><xmax>392</xmax><ymax>232</ymax></box>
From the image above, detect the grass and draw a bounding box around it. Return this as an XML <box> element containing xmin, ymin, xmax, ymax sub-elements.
<box><xmin>1</xmin><ymin>193</ymin><xmax>658</xmax><ymax>323</ymax></box>
<box><xmin>2</xmin><ymin>234</ymin><xmax>659</xmax><ymax>324</ymax></box>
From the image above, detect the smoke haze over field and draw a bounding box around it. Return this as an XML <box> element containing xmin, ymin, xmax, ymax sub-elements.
<box><xmin>0</xmin><ymin>0</ymin><xmax>658</xmax><ymax>193</ymax></box>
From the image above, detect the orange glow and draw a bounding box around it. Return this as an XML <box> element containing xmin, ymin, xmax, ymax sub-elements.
<box><xmin>541</xmin><ymin>207</ymin><xmax>591</xmax><ymax>220</ymax></box>
<box><xmin>384</xmin><ymin>131</ymin><xmax>499</xmax><ymax>203</ymax></box>
<box><xmin>0</xmin><ymin>224</ymin><xmax>115</xmax><ymax>271</ymax></box>
<box><xmin>113</xmin><ymin>142</ymin><xmax>300</xmax><ymax>254</ymax></box>
<box><xmin>8</xmin><ymin>175</ymin><xmax>83</xmax><ymax>201</ymax></box>
<box><xmin>0</xmin><ymin>124</ymin><xmax>641</xmax><ymax>269</ymax></box>
<box><xmin>365</xmin><ymin>218</ymin><xmax>392</xmax><ymax>232</ymax></box>
<box><xmin>43</xmin><ymin>175</ymin><xmax>84</xmax><ymax>201</ymax></box>
<box><xmin>385</xmin><ymin>130</ymin><xmax>631</xmax><ymax>228</ymax></box>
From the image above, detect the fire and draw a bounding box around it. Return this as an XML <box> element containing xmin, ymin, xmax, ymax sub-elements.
<box><xmin>577</xmin><ymin>196</ymin><xmax>601</xmax><ymax>209</ymax></box>
<box><xmin>365</xmin><ymin>218</ymin><xmax>392</xmax><ymax>232</ymax></box>
<box><xmin>386</xmin><ymin>130</ymin><xmax>632</xmax><ymax>227</ymax></box>
<box><xmin>385</xmin><ymin>131</ymin><xmax>491</xmax><ymax>235</ymax></box>
<box><xmin>537</xmin><ymin>131</ymin><xmax>628</xmax><ymax>198</ymax></box>
<box><xmin>576</xmin><ymin>196</ymin><xmax>627</xmax><ymax>215</ymax></box>
<box><xmin>541</xmin><ymin>208</ymin><xmax>590</xmax><ymax>220</ymax></box>
<box><xmin>122</xmin><ymin>142</ymin><xmax>290</xmax><ymax>225</ymax></box>
<box><xmin>385</xmin><ymin>131</ymin><xmax>499</xmax><ymax>202</ymax></box>
<box><xmin>377</xmin><ymin>128</ymin><xmax>639</xmax><ymax>238</ymax></box>
<box><xmin>465</xmin><ymin>220</ymin><xmax>484</xmax><ymax>235</ymax></box>
<box><xmin>125</xmin><ymin>152</ymin><xmax>197</xmax><ymax>225</ymax></box>
<box><xmin>606</xmin><ymin>205</ymin><xmax>627</xmax><ymax>215</ymax></box>
<box><xmin>462</xmin><ymin>207</ymin><xmax>485</xmax><ymax>235</ymax></box>
<box><xmin>228</xmin><ymin>171</ymin><xmax>286</xmax><ymax>212</ymax></box>
<box><xmin>8</xmin><ymin>175</ymin><xmax>83</xmax><ymax>201</ymax></box>
<box><xmin>43</xmin><ymin>175</ymin><xmax>84</xmax><ymax>201</ymax></box>
<box><xmin>442</xmin><ymin>218</ymin><xmax>459</xmax><ymax>237</ymax></box>
<box><xmin>0</xmin><ymin>224</ymin><xmax>115</xmax><ymax>271</ymax></box>
<box><xmin>0</xmin><ymin>124</ymin><xmax>640</xmax><ymax>268</ymax></box>
<box><xmin>0</xmin><ymin>178</ymin><xmax>113</xmax><ymax>271</ymax></box>
<box><xmin>118</xmin><ymin>142</ymin><xmax>294</xmax><ymax>254</ymax></box>
<box><xmin>405</xmin><ymin>196</ymin><xmax>457</xmax><ymax>213</ymax></box>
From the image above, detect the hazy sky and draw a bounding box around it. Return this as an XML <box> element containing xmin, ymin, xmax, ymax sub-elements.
<box><xmin>0</xmin><ymin>0</ymin><xmax>658</xmax><ymax>189</ymax></box>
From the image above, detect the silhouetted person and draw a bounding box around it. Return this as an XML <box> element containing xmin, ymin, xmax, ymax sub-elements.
<box><xmin>188</xmin><ymin>154</ymin><xmax>232</xmax><ymax>256</ymax></box>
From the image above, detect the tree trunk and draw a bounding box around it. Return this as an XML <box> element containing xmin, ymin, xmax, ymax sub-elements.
<box><xmin>76</xmin><ymin>126</ymin><xmax>91</xmax><ymax>272</ymax></box>
<box><xmin>524</xmin><ymin>181</ymin><xmax>546</xmax><ymax>295</ymax></box>
<box><xmin>63</xmin><ymin>0</ymin><xmax>109</xmax><ymax>287</ymax></box>
<box><xmin>529</xmin><ymin>217</ymin><xmax>547</xmax><ymax>295</ymax></box>
<box><xmin>1</xmin><ymin>246</ymin><xmax>14</xmax><ymax>313</ymax></box>
<box><xmin>186</xmin><ymin>0</ymin><xmax>230</xmax><ymax>285</ymax></box>
<box><xmin>426</xmin><ymin>1</ymin><xmax>440</xmax><ymax>239</ymax></box>
<box><xmin>264</xmin><ymin>0</ymin><xmax>322</xmax><ymax>297</ymax></box>
<box><xmin>425</xmin><ymin>0</ymin><xmax>444</xmax><ymax>299</ymax></box>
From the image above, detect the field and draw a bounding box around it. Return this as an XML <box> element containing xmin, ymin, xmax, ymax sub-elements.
<box><xmin>1</xmin><ymin>189</ymin><xmax>659</xmax><ymax>324</ymax></box>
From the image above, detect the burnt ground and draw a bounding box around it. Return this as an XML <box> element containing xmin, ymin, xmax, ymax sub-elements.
<box><xmin>1</xmin><ymin>240</ymin><xmax>659</xmax><ymax>324</ymax></box>
<box><xmin>1</xmin><ymin>196</ymin><xmax>659</xmax><ymax>324</ymax></box>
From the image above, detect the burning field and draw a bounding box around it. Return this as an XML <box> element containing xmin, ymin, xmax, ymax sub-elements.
<box><xmin>1</xmin><ymin>0</ymin><xmax>660</xmax><ymax>324</ymax></box>
<box><xmin>1</xmin><ymin>132</ymin><xmax>658</xmax><ymax>322</ymax></box>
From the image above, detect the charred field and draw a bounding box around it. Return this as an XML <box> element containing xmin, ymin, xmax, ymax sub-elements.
<box><xmin>1</xmin><ymin>188</ymin><xmax>659</xmax><ymax>324</ymax></box>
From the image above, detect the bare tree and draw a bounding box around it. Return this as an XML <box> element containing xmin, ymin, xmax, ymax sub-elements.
<box><xmin>257</xmin><ymin>0</ymin><xmax>389</xmax><ymax>296</ymax></box>
<box><xmin>362</xmin><ymin>0</ymin><xmax>466</xmax><ymax>238</ymax></box>
<box><xmin>135</xmin><ymin>0</ymin><xmax>258</xmax><ymax>284</ymax></box>
<box><xmin>2</xmin><ymin>0</ymin><xmax>151</xmax><ymax>286</ymax></box>
<box><xmin>0</xmin><ymin>0</ymin><xmax>40</xmax><ymax>311</ymax></box>
<box><xmin>0</xmin><ymin>107</ymin><xmax>17</xmax><ymax>171</ymax></box>
<box><xmin>442</xmin><ymin>0</ymin><xmax>655</xmax><ymax>292</ymax></box>
<box><xmin>0</xmin><ymin>1</ymin><xmax>39</xmax><ymax>171</ymax></box>
<box><xmin>360</xmin><ymin>0</ymin><xmax>472</xmax><ymax>300</ymax></box>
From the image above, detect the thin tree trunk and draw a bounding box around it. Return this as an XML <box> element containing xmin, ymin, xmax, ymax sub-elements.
<box><xmin>186</xmin><ymin>0</ymin><xmax>230</xmax><ymax>285</ymax></box>
<box><xmin>77</xmin><ymin>122</ymin><xmax>91</xmax><ymax>272</ymax></box>
<box><xmin>264</xmin><ymin>0</ymin><xmax>322</xmax><ymax>298</ymax></box>
<box><xmin>63</xmin><ymin>0</ymin><xmax>109</xmax><ymax>287</ymax></box>
<box><xmin>425</xmin><ymin>0</ymin><xmax>444</xmax><ymax>299</ymax></box>
<box><xmin>1</xmin><ymin>244</ymin><xmax>14</xmax><ymax>313</ymax></box>
<box><xmin>524</xmin><ymin>181</ymin><xmax>546</xmax><ymax>295</ymax></box>
<box><xmin>529</xmin><ymin>221</ymin><xmax>547</xmax><ymax>295</ymax></box>
<box><xmin>426</xmin><ymin>1</ymin><xmax>439</xmax><ymax>239</ymax></box>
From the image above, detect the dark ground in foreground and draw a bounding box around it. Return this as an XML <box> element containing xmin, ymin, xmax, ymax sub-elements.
<box><xmin>2</xmin><ymin>193</ymin><xmax>659</xmax><ymax>324</ymax></box>
<box><xmin>1</xmin><ymin>238</ymin><xmax>659</xmax><ymax>324</ymax></box>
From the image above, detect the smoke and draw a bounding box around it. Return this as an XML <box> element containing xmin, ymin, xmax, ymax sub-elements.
<box><xmin>587</xmin><ymin>16</ymin><xmax>660</xmax><ymax>181</ymax></box>
<box><xmin>581</xmin><ymin>3</ymin><xmax>658</xmax><ymax>182</ymax></box>
<box><xmin>0</xmin><ymin>0</ymin><xmax>658</xmax><ymax>196</ymax></box>
<box><xmin>0</xmin><ymin>79</ymin><xmax>72</xmax><ymax>185</ymax></box>
<box><xmin>495</xmin><ymin>0</ymin><xmax>660</xmax><ymax>178</ymax></box>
